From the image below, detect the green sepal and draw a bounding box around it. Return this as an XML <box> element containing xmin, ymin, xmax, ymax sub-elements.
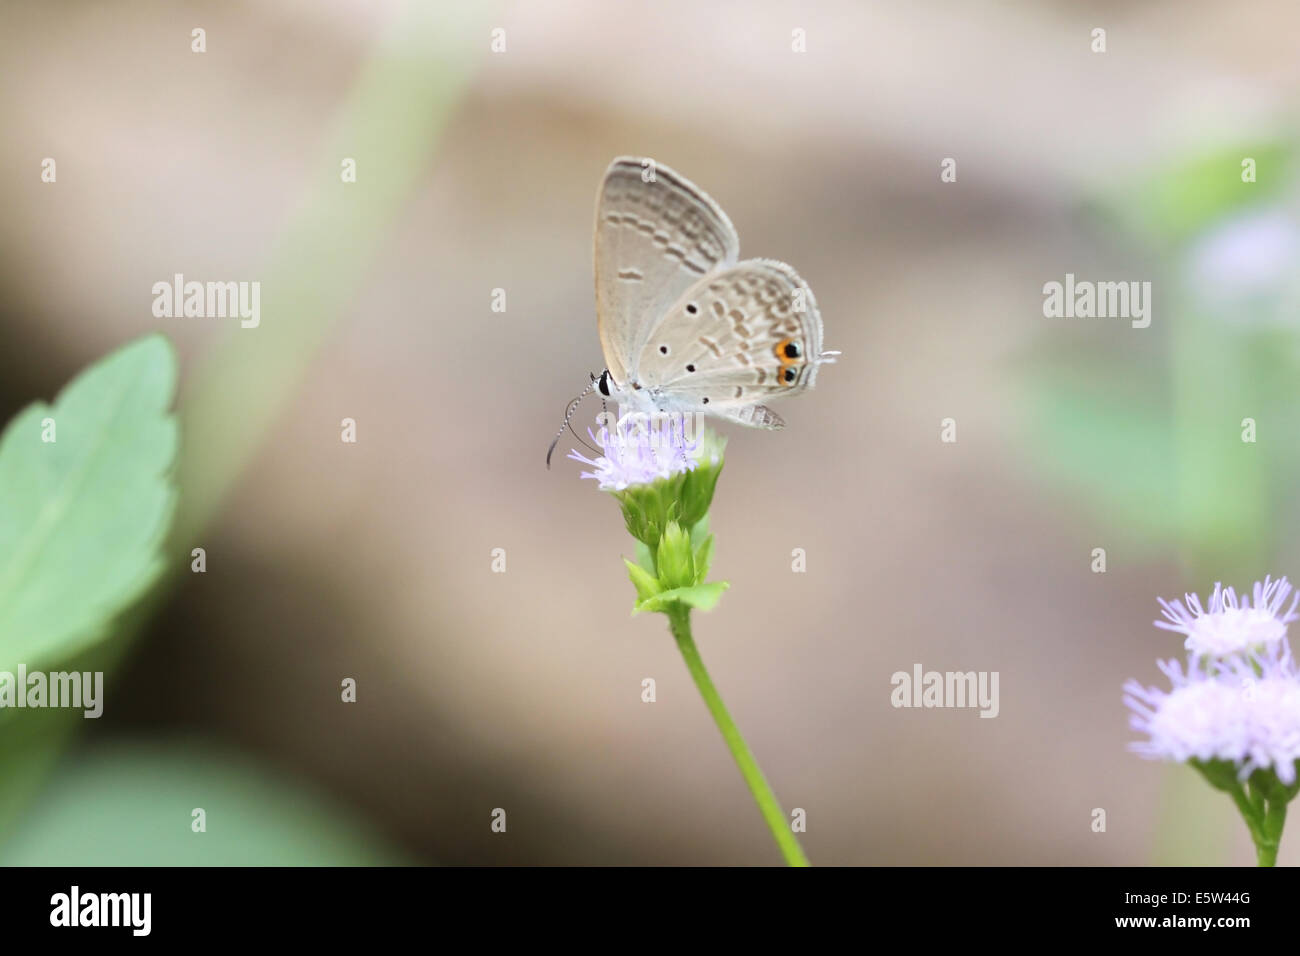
<box><xmin>623</xmin><ymin>558</ymin><xmax>662</xmax><ymax>604</ymax></box>
<box><xmin>692</xmin><ymin>534</ymin><xmax>715</xmax><ymax>584</ymax></box>
<box><xmin>687</xmin><ymin>515</ymin><xmax>714</xmax><ymax>582</ymax></box>
<box><xmin>634</xmin><ymin>539</ymin><xmax>656</xmax><ymax>576</ymax></box>
<box><xmin>689</xmin><ymin>514</ymin><xmax>710</xmax><ymax>551</ymax></box>
<box><xmin>1191</xmin><ymin>758</ymin><xmax>1242</xmax><ymax>793</ymax></box>
<box><xmin>656</xmin><ymin>521</ymin><xmax>696</xmax><ymax>591</ymax></box>
<box><xmin>679</xmin><ymin>456</ymin><xmax>723</xmax><ymax>531</ymax></box>
<box><xmin>1249</xmin><ymin>765</ymin><xmax>1300</xmax><ymax>804</ymax></box>
<box><xmin>633</xmin><ymin>581</ymin><xmax>730</xmax><ymax>615</ymax></box>
<box><xmin>615</xmin><ymin>481</ymin><xmax>676</xmax><ymax>550</ymax></box>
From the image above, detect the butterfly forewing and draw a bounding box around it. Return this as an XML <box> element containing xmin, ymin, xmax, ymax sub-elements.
<box><xmin>631</xmin><ymin>258</ymin><xmax>825</xmax><ymax>416</ymax></box>
<box><xmin>594</xmin><ymin>157</ymin><xmax>740</xmax><ymax>384</ymax></box>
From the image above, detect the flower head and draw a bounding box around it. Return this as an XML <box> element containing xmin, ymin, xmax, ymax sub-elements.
<box><xmin>567</xmin><ymin>411</ymin><xmax>701</xmax><ymax>492</ymax></box>
<box><xmin>567</xmin><ymin>410</ymin><xmax>730</xmax><ymax>615</ymax></box>
<box><xmin>1154</xmin><ymin>576</ymin><xmax>1299</xmax><ymax>658</ymax></box>
<box><xmin>1125</xmin><ymin>644</ymin><xmax>1300</xmax><ymax>784</ymax></box>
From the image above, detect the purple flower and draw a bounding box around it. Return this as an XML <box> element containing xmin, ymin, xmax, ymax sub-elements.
<box><xmin>567</xmin><ymin>411</ymin><xmax>701</xmax><ymax>492</ymax></box>
<box><xmin>1183</xmin><ymin>208</ymin><xmax>1300</xmax><ymax>325</ymax></box>
<box><xmin>1155</xmin><ymin>576</ymin><xmax>1299</xmax><ymax>658</ymax></box>
<box><xmin>1125</xmin><ymin>644</ymin><xmax>1300</xmax><ymax>784</ymax></box>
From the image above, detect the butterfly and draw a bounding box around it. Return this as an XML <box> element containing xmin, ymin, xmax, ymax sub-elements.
<box><xmin>589</xmin><ymin>157</ymin><xmax>837</xmax><ymax>429</ymax></box>
<box><xmin>547</xmin><ymin>157</ymin><xmax>838</xmax><ymax>466</ymax></box>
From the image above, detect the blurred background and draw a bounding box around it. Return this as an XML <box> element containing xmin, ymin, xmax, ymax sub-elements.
<box><xmin>2</xmin><ymin>0</ymin><xmax>1300</xmax><ymax>865</ymax></box>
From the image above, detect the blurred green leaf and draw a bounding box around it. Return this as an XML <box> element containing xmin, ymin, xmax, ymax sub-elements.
<box><xmin>0</xmin><ymin>335</ymin><xmax>177</xmax><ymax>670</ymax></box>
<box><xmin>0</xmin><ymin>740</ymin><xmax>409</xmax><ymax>865</ymax></box>
<box><xmin>1019</xmin><ymin>355</ymin><xmax>1179</xmax><ymax>545</ymax></box>
<box><xmin>1018</xmin><ymin>326</ymin><xmax>1271</xmax><ymax>570</ymax></box>
<box><xmin>175</xmin><ymin>6</ymin><xmax>485</xmax><ymax>546</ymax></box>
<box><xmin>1094</xmin><ymin>141</ymin><xmax>1294</xmax><ymax>246</ymax></box>
<box><xmin>0</xmin><ymin>6</ymin><xmax>491</xmax><ymax>848</ymax></box>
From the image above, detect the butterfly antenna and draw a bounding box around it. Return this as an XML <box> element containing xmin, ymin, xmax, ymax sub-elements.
<box><xmin>567</xmin><ymin>412</ymin><xmax>600</xmax><ymax>457</ymax></box>
<box><xmin>545</xmin><ymin>379</ymin><xmax>599</xmax><ymax>469</ymax></box>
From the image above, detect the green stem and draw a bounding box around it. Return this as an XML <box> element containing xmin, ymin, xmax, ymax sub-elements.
<box><xmin>1230</xmin><ymin>784</ymin><xmax>1266</xmax><ymax>847</ymax></box>
<box><xmin>1231</xmin><ymin>779</ymin><xmax>1285</xmax><ymax>866</ymax></box>
<box><xmin>666</xmin><ymin>604</ymin><xmax>810</xmax><ymax>867</ymax></box>
<box><xmin>1258</xmin><ymin>798</ymin><xmax>1286</xmax><ymax>867</ymax></box>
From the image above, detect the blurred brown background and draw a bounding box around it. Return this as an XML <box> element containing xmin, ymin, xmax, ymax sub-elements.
<box><xmin>3</xmin><ymin>0</ymin><xmax>1299</xmax><ymax>865</ymax></box>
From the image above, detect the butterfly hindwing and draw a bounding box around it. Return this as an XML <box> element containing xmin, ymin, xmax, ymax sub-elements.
<box><xmin>594</xmin><ymin>157</ymin><xmax>740</xmax><ymax>384</ymax></box>
<box><xmin>629</xmin><ymin>258</ymin><xmax>825</xmax><ymax>423</ymax></box>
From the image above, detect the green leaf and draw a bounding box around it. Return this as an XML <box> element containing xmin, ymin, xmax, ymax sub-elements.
<box><xmin>0</xmin><ymin>739</ymin><xmax>409</xmax><ymax>865</ymax></box>
<box><xmin>634</xmin><ymin>581</ymin><xmax>729</xmax><ymax>615</ymax></box>
<box><xmin>623</xmin><ymin>558</ymin><xmax>662</xmax><ymax>603</ymax></box>
<box><xmin>0</xmin><ymin>335</ymin><xmax>178</xmax><ymax>670</ymax></box>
